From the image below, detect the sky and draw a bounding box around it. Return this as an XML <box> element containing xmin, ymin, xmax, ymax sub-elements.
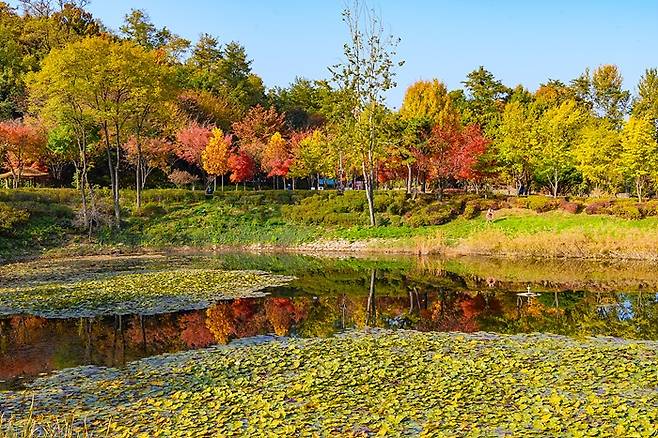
<box><xmin>13</xmin><ymin>0</ymin><xmax>658</xmax><ymax>108</ymax></box>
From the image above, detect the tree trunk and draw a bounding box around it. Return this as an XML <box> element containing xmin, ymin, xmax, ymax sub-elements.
<box><xmin>221</xmin><ymin>174</ymin><xmax>224</xmax><ymax>192</ymax></box>
<box><xmin>406</xmin><ymin>163</ymin><xmax>412</xmax><ymax>195</ymax></box>
<box><xmin>366</xmin><ymin>269</ymin><xmax>377</xmax><ymax>326</ymax></box>
<box><xmin>136</xmin><ymin>163</ymin><xmax>141</xmax><ymax>210</ymax></box>
<box><xmin>362</xmin><ymin>160</ymin><xmax>376</xmax><ymax>226</ymax></box>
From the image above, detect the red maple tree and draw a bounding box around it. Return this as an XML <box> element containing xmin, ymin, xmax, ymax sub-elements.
<box><xmin>174</xmin><ymin>122</ymin><xmax>212</xmax><ymax>169</ymax></box>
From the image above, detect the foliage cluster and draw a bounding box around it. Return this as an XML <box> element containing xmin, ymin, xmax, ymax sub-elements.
<box><xmin>2</xmin><ymin>330</ymin><xmax>658</xmax><ymax>436</ymax></box>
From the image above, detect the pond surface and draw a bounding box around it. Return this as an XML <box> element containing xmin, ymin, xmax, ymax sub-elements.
<box><xmin>2</xmin><ymin>252</ymin><xmax>658</xmax><ymax>390</ymax></box>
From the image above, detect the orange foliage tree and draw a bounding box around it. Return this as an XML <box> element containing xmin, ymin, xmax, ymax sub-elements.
<box><xmin>0</xmin><ymin>120</ymin><xmax>47</xmax><ymax>188</ymax></box>
<box><xmin>262</xmin><ymin>132</ymin><xmax>292</xmax><ymax>188</ymax></box>
<box><xmin>231</xmin><ymin>104</ymin><xmax>284</xmax><ymax>173</ymax></box>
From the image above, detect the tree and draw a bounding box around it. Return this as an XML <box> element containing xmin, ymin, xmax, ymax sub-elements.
<box><xmin>0</xmin><ymin>9</ymin><xmax>27</xmax><ymax>119</ymax></box>
<box><xmin>461</xmin><ymin>66</ymin><xmax>511</xmax><ymax>135</ymax></box>
<box><xmin>425</xmin><ymin>122</ymin><xmax>461</xmax><ymax>198</ymax></box>
<box><xmin>0</xmin><ymin>119</ymin><xmax>46</xmax><ymax>188</ymax></box>
<box><xmin>231</xmin><ymin>104</ymin><xmax>284</xmax><ymax>171</ymax></box>
<box><xmin>399</xmin><ymin>79</ymin><xmax>460</xmax><ymax>128</ymax></box>
<box><xmin>495</xmin><ymin>100</ymin><xmax>538</xmax><ymax>192</ymax></box>
<box><xmin>28</xmin><ymin>43</ymin><xmax>99</xmax><ymax>231</ymax></box>
<box><xmin>619</xmin><ymin>116</ymin><xmax>658</xmax><ymax>201</ymax></box>
<box><xmin>123</xmin><ymin>136</ymin><xmax>173</xmax><ymax>190</ymax></box>
<box><xmin>201</xmin><ymin>127</ymin><xmax>231</xmax><ymax>191</ymax></box>
<box><xmin>44</xmin><ymin>124</ymin><xmax>77</xmax><ymax>183</ymax></box>
<box><xmin>178</xmin><ymin>90</ymin><xmax>241</xmax><ymax>131</ymax></box>
<box><xmin>288</xmin><ymin>129</ymin><xmax>334</xmax><ymax>188</ymax></box>
<box><xmin>633</xmin><ymin>68</ymin><xmax>658</xmax><ymax>134</ymax></box>
<box><xmin>572</xmin><ymin>120</ymin><xmax>621</xmax><ymax>193</ymax></box>
<box><xmin>30</xmin><ymin>36</ymin><xmax>175</xmax><ymax>225</ymax></box>
<box><xmin>262</xmin><ymin>132</ymin><xmax>292</xmax><ymax>187</ymax></box>
<box><xmin>227</xmin><ymin>149</ymin><xmax>255</xmax><ymax>189</ymax></box>
<box><xmin>120</xmin><ymin>9</ymin><xmax>189</xmax><ymax>61</ymax></box>
<box><xmin>533</xmin><ymin>100</ymin><xmax>587</xmax><ymax>197</ymax></box>
<box><xmin>571</xmin><ymin>65</ymin><xmax>630</xmax><ymax>128</ymax></box>
<box><xmin>454</xmin><ymin>124</ymin><xmax>490</xmax><ymax>189</ymax></box>
<box><xmin>330</xmin><ymin>0</ymin><xmax>402</xmax><ymax>226</ymax></box>
<box><xmin>186</xmin><ymin>37</ymin><xmax>266</xmax><ymax>112</ymax></box>
<box><xmin>168</xmin><ymin>169</ymin><xmax>199</xmax><ymax>189</ymax></box>
<box><xmin>174</xmin><ymin>121</ymin><xmax>212</xmax><ymax>171</ymax></box>
<box><xmin>269</xmin><ymin>77</ymin><xmax>325</xmax><ymax>130</ymax></box>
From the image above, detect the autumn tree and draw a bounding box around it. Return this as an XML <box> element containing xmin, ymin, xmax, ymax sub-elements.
<box><xmin>174</xmin><ymin>121</ymin><xmax>212</xmax><ymax>174</ymax></box>
<box><xmin>426</xmin><ymin>123</ymin><xmax>461</xmax><ymax>198</ymax></box>
<box><xmin>571</xmin><ymin>65</ymin><xmax>630</xmax><ymax>128</ymax></box>
<box><xmin>227</xmin><ymin>149</ymin><xmax>256</xmax><ymax>190</ymax></box>
<box><xmin>454</xmin><ymin>124</ymin><xmax>490</xmax><ymax>190</ymax></box>
<box><xmin>331</xmin><ymin>0</ymin><xmax>402</xmax><ymax>226</ymax></box>
<box><xmin>0</xmin><ymin>119</ymin><xmax>46</xmax><ymax>188</ymax></box>
<box><xmin>399</xmin><ymin>79</ymin><xmax>460</xmax><ymax>128</ymax></box>
<box><xmin>262</xmin><ymin>132</ymin><xmax>292</xmax><ymax>188</ymax></box>
<box><xmin>572</xmin><ymin>120</ymin><xmax>621</xmax><ymax>193</ymax></box>
<box><xmin>533</xmin><ymin>100</ymin><xmax>587</xmax><ymax>197</ymax></box>
<box><xmin>289</xmin><ymin>129</ymin><xmax>334</xmax><ymax>189</ymax></box>
<box><xmin>201</xmin><ymin>127</ymin><xmax>231</xmax><ymax>191</ymax></box>
<box><xmin>633</xmin><ymin>68</ymin><xmax>658</xmax><ymax>135</ymax></box>
<box><xmin>231</xmin><ymin>104</ymin><xmax>284</xmax><ymax>174</ymax></box>
<box><xmin>619</xmin><ymin>116</ymin><xmax>658</xmax><ymax>201</ymax></box>
<box><xmin>123</xmin><ymin>136</ymin><xmax>173</xmax><ymax>190</ymax></box>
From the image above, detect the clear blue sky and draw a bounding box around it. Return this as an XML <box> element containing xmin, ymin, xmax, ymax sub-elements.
<box><xmin>15</xmin><ymin>0</ymin><xmax>658</xmax><ymax>108</ymax></box>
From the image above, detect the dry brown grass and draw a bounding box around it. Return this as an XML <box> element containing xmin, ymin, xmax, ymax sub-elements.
<box><xmin>452</xmin><ymin>227</ymin><xmax>658</xmax><ymax>261</ymax></box>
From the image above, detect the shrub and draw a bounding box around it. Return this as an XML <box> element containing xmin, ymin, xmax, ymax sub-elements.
<box><xmin>462</xmin><ymin>201</ymin><xmax>480</xmax><ymax>219</ymax></box>
<box><xmin>584</xmin><ymin>200</ymin><xmax>611</xmax><ymax>215</ymax></box>
<box><xmin>0</xmin><ymin>202</ymin><xmax>29</xmax><ymax>233</ymax></box>
<box><xmin>404</xmin><ymin>203</ymin><xmax>458</xmax><ymax>227</ymax></box>
<box><xmin>168</xmin><ymin>170</ymin><xmax>200</xmax><ymax>188</ymax></box>
<box><xmin>559</xmin><ymin>199</ymin><xmax>581</xmax><ymax>214</ymax></box>
<box><xmin>609</xmin><ymin>203</ymin><xmax>643</xmax><ymax>220</ymax></box>
<box><xmin>641</xmin><ymin>200</ymin><xmax>658</xmax><ymax>217</ymax></box>
<box><xmin>524</xmin><ymin>196</ymin><xmax>560</xmax><ymax>213</ymax></box>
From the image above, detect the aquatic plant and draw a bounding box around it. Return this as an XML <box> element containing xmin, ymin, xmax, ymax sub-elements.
<box><xmin>0</xmin><ymin>269</ymin><xmax>293</xmax><ymax>318</ymax></box>
<box><xmin>2</xmin><ymin>330</ymin><xmax>657</xmax><ymax>436</ymax></box>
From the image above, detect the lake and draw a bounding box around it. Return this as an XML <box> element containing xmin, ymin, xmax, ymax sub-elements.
<box><xmin>2</xmin><ymin>252</ymin><xmax>658</xmax><ymax>391</ymax></box>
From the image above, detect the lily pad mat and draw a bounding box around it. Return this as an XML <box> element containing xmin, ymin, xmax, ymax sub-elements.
<box><xmin>2</xmin><ymin>330</ymin><xmax>658</xmax><ymax>436</ymax></box>
<box><xmin>0</xmin><ymin>269</ymin><xmax>293</xmax><ymax>318</ymax></box>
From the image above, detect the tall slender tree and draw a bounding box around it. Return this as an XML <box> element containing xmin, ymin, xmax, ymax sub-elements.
<box><xmin>330</xmin><ymin>0</ymin><xmax>402</xmax><ymax>226</ymax></box>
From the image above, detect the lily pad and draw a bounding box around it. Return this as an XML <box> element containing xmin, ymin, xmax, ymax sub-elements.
<box><xmin>2</xmin><ymin>330</ymin><xmax>657</xmax><ymax>436</ymax></box>
<box><xmin>0</xmin><ymin>269</ymin><xmax>293</xmax><ymax>318</ymax></box>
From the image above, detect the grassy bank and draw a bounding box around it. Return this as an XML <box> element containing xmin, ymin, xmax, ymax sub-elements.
<box><xmin>2</xmin><ymin>330</ymin><xmax>657</xmax><ymax>436</ymax></box>
<box><xmin>3</xmin><ymin>188</ymin><xmax>658</xmax><ymax>261</ymax></box>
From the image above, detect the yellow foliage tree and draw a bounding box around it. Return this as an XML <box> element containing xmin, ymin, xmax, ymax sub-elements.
<box><xmin>201</xmin><ymin>127</ymin><xmax>231</xmax><ymax>191</ymax></box>
<box><xmin>399</xmin><ymin>79</ymin><xmax>460</xmax><ymax>128</ymax></box>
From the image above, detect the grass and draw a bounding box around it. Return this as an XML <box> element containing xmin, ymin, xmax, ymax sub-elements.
<box><xmin>5</xmin><ymin>188</ymin><xmax>658</xmax><ymax>260</ymax></box>
<box><xmin>2</xmin><ymin>330</ymin><xmax>657</xmax><ymax>436</ymax></box>
<box><xmin>441</xmin><ymin>210</ymin><xmax>658</xmax><ymax>259</ymax></box>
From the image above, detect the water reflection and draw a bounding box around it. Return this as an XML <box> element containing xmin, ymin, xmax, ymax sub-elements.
<box><xmin>3</xmin><ymin>270</ymin><xmax>658</xmax><ymax>388</ymax></box>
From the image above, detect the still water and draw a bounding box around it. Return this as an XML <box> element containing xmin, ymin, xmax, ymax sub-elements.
<box><xmin>2</xmin><ymin>252</ymin><xmax>658</xmax><ymax>389</ymax></box>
